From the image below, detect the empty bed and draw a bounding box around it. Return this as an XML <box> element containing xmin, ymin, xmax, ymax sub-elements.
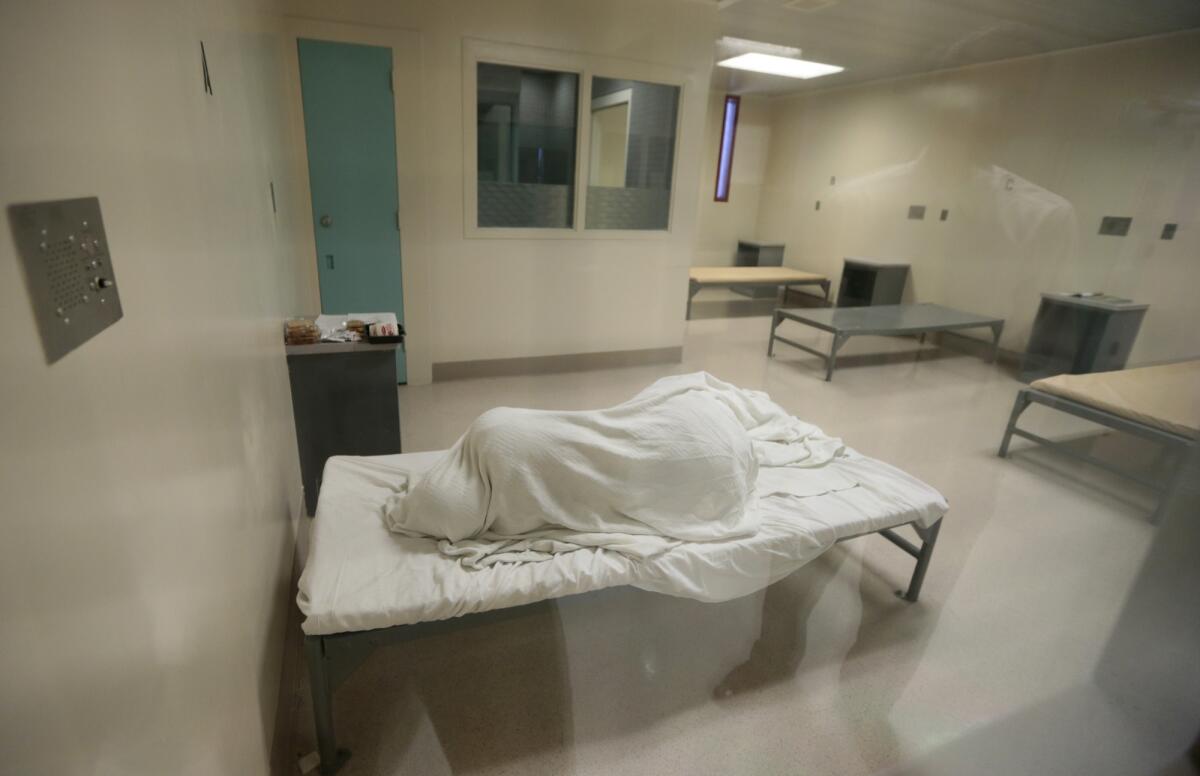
<box><xmin>686</xmin><ymin>266</ymin><xmax>831</xmax><ymax>318</ymax></box>
<box><xmin>999</xmin><ymin>360</ymin><xmax>1199</xmax><ymax>522</ymax></box>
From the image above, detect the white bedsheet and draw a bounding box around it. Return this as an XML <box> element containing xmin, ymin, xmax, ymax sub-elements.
<box><xmin>298</xmin><ymin>448</ymin><xmax>947</xmax><ymax>636</ymax></box>
<box><xmin>383</xmin><ymin>373</ymin><xmax>849</xmax><ymax>567</ymax></box>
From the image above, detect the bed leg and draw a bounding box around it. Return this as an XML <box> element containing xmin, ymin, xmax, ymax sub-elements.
<box><xmin>306</xmin><ymin>636</ymin><xmax>351</xmax><ymax>775</ymax></box>
<box><xmin>989</xmin><ymin>322</ymin><xmax>1005</xmax><ymax>363</ymax></box>
<box><xmin>1150</xmin><ymin>454</ymin><xmax>1187</xmax><ymax>525</ymax></box>
<box><xmin>825</xmin><ymin>333</ymin><xmax>848</xmax><ymax>382</ymax></box>
<box><xmin>901</xmin><ymin>520</ymin><xmax>941</xmax><ymax>603</ymax></box>
<box><xmin>768</xmin><ymin>310</ymin><xmax>781</xmax><ymax>357</ymax></box>
<box><xmin>998</xmin><ymin>390</ymin><xmax>1032</xmax><ymax>458</ymax></box>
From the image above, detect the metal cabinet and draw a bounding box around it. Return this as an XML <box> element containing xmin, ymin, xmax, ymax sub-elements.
<box><xmin>286</xmin><ymin>342</ymin><xmax>402</xmax><ymax>515</ymax></box>
<box><xmin>733</xmin><ymin>240</ymin><xmax>786</xmax><ymax>298</ymax></box>
<box><xmin>836</xmin><ymin>258</ymin><xmax>909</xmax><ymax>307</ymax></box>
<box><xmin>1019</xmin><ymin>293</ymin><xmax>1148</xmax><ymax>382</ymax></box>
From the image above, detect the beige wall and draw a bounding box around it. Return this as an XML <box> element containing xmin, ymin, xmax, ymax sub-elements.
<box><xmin>693</xmin><ymin>90</ymin><xmax>773</xmax><ymax>266</ymax></box>
<box><xmin>286</xmin><ymin>0</ymin><xmax>718</xmax><ymax>371</ymax></box>
<box><xmin>0</xmin><ymin>1</ymin><xmax>314</xmax><ymax>773</ymax></box>
<box><xmin>756</xmin><ymin>32</ymin><xmax>1200</xmax><ymax>362</ymax></box>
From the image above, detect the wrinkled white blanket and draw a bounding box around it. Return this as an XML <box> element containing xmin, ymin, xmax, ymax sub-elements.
<box><xmin>383</xmin><ymin>373</ymin><xmax>851</xmax><ymax>567</ymax></box>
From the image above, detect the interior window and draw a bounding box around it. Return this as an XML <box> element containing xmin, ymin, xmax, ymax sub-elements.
<box><xmin>585</xmin><ymin>76</ymin><xmax>680</xmax><ymax>230</ymax></box>
<box><xmin>476</xmin><ymin>62</ymin><xmax>578</xmax><ymax>228</ymax></box>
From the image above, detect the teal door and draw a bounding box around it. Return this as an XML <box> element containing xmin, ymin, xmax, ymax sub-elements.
<box><xmin>298</xmin><ymin>38</ymin><xmax>406</xmax><ymax>383</ymax></box>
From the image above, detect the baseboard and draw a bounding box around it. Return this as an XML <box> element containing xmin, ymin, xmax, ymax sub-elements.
<box><xmin>433</xmin><ymin>346</ymin><xmax>683</xmax><ymax>382</ymax></box>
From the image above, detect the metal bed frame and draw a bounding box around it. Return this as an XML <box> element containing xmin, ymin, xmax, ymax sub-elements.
<box><xmin>998</xmin><ymin>387</ymin><xmax>1195</xmax><ymax>523</ymax></box>
<box><xmin>303</xmin><ymin>517</ymin><xmax>942</xmax><ymax>774</ymax></box>
<box><xmin>768</xmin><ymin>304</ymin><xmax>1005</xmax><ymax>382</ymax></box>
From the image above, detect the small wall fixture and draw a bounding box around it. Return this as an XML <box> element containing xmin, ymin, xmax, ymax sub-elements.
<box><xmin>1099</xmin><ymin>216</ymin><xmax>1132</xmax><ymax>236</ymax></box>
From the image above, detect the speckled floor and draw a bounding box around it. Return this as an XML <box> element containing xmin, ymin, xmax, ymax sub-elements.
<box><xmin>275</xmin><ymin>314</ymin><xmax>1199</xmax><ymax>776</ymax></box>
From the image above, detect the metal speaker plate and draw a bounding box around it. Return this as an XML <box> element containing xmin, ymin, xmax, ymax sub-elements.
<box><xmin>8</xmin><ymin>197</ymin><xmax>123</xmax><ymax>363</ymax></box>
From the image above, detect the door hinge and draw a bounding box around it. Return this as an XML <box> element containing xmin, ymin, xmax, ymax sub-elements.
<box><xmin>395</xmin><ymin>210</ymin><xmax>400</xmax><ymax>231</ymax></box>
<box><xmin>388</xmin><ymin>70</ymin><xmax>394</xmax><ymax>93</ymax></box>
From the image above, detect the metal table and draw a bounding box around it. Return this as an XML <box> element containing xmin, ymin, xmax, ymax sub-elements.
<box><xmin>768</xmin><ymin>303</ymin><xmax>1005</xmax><ymax>381</ymax></box>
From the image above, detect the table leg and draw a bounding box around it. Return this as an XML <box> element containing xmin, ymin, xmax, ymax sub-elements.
<box><xmin>768</xmin><ymin>310</ymin><xmax>782</xmax><ymax>357</ymax></box>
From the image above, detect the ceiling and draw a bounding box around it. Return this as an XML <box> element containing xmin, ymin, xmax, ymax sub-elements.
<box><xmin>715</xmin><ymin>0</ymin><xmax>1200</xmax><ymax>95</ymax></box>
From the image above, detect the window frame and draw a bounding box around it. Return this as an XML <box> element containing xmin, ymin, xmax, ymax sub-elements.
<box><xmin>463</xmin><ymin>38</ymin><xmax>688</xmax><ymax>240</ymax></box>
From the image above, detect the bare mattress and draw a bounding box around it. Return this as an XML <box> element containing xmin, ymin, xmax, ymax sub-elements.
<box><xmin>689</xmin><ymin>266</ymin><xmax>826</xmax><ymax>285</ymax></box>
<box><xmin>1031</xmin><ymin>360</ymin><xmax>1200</xmax><ymax>438</ymax></box>
<box><xmin>298</xmin><ymin>449</ymin><xmax>947</xmax><ymax>636</ymax></box>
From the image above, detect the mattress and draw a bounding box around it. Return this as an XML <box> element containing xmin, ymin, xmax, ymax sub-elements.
<box><xmin>1031</xmin><ymin>360</ymin><xmax>1200</xmax><ymax>438</ymax></box>
<box><xmin>689</xmin><ymin>266</ymin><xmax>826</xmax><ymax>285</ymax></box>
<box><xmin>298</xmin><ymin>449</ymin><xmax>947</xmax><ymax>636</ymax></box>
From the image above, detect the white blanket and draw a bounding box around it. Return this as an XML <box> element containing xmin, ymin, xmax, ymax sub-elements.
<box><xmin>299</xmin><ymin>450</ymin><xmax>948</xmax><ymax>635</ymax></box>
<box><xmin>384</xmin><ymin>373</ymin><xmax>853</xmax><ymax>567</ymax></box>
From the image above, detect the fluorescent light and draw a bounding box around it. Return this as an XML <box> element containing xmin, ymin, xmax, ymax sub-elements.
<box><xmin>717</xmin><ymin>52</ymin><xmax>843</xmax><ymax>79</ymax></box>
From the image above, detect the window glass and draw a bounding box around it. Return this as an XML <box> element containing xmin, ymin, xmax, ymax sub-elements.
<box><xmin>477</xmin><ymin>63</ymin><xmax>578</xmax><ymax>228</ymax></box>
<box><xmin>713</xmin><ymin>95</ymin><xmax>739</xmax><ymax>201</ymax></box>
<box><xmin>585</xmin><ymin>76</ymin><xmax>680</xmax><ymax>230</ymax></box>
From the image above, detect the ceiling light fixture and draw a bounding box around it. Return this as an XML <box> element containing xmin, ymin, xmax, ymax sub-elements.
<box><xmin>718</xmin><ymin>52</ymin><xmax>843</xmax><ymax>79</ymax></box>
<box><xmin>717</xmin><ymin>36</ymin><xmax>801</xmax><ymax>59</ymax></box>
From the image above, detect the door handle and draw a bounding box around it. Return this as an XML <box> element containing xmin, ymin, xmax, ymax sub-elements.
<box><xmin>325</xmin><ymin>254</ymin><xmax>335</xmax><ymax>270</ymax></box>
<box><xmin>319</xmin><ymin>214</ymin><xmax>333</xmax><ymax>228</ymax></box>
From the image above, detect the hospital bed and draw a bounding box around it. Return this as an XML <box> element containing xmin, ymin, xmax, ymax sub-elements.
<box><xmin>998</xmin><ymin>360</ymin><xmax>1199</xmax><ymax>523</ymax></box>
<box><xmin>297</xmin><ymin>448</ymin><xmax>948</xmax><ymax>774</ymax></box>
<box><xmin>687</xmin><ymin>266</ymin><xmax>831</xmax><ymax>319</ymax></box>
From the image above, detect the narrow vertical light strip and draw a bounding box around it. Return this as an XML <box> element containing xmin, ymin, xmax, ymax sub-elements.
<box><xmin>714</xmin><ymin>95</ymin><xmax>740</xmax><ymax>202</ymax></box>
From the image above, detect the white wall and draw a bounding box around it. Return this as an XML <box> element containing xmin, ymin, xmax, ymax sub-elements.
<box><xmin>286</xmin><ymin>0</ymin><xmax>719</xmax><ymax>370</ymax></box>
<box><xmin>757</xmin><ymin>31</ymin><xmax>1200</xmax><ymax>362</ymax></box>
<box><xmin>0</xmin><ymin>1</ymin><xmax>314</xmax><ymax>773</ymax></box>
<box><xmin>693</xmin><ymin>90</ymin><xmax>773</xmax><ymax>266</ymax></box>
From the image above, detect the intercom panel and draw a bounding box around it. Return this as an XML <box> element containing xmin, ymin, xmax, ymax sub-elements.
<box><xmin>9</xmin><ymin>197</ymin><xmax>123</xmax><ymax>363</ymax></box>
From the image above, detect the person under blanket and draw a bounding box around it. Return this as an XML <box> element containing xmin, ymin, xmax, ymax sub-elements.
<box><xmin>383</xmin><ymin>372</ymin><xmax>851</xmax><ymax>567</ymax></box>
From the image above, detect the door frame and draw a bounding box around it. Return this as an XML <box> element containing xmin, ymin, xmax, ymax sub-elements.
<box><xmin>284</xmin><ymin>17</ymin><xmax>432</xmax><ymax>385</ymax></box>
